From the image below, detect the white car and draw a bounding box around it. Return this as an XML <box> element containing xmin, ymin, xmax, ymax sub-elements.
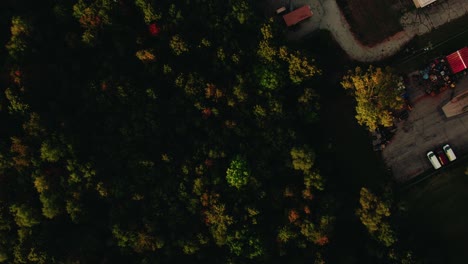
<box><xmin>427</xmin><ymin>151</ymin><xmax>442</xmax><ymax>170</ymax></box>
<box><xmin>443</xmin><ymin>144</ymin><xmax>457</xmax><ymax>162</ymax></box>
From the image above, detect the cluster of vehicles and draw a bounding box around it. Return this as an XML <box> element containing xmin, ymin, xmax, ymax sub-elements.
<box><xmin>427</xmin><ymin>144</ymin><xmax>457</xmax><ymax>169</ymax></box>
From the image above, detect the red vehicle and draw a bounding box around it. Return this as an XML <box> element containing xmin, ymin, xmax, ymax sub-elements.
<box><xmin>436</xmin><ymin>149</ymin><xmax>449</xmax><ymax>165</ymax></box>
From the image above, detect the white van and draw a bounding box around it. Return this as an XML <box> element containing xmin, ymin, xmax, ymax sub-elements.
<box><xmin>443</xmin><ymin>144</ymin><xmax>457</xmax><ymax>162</ymax></box>
<box><xmin>427</xmin><ymin>151</ymin><xmax>442</xmax><ymax>169</ymax></box>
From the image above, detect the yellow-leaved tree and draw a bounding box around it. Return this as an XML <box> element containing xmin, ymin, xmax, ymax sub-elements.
<box><xmin>256</xmin><ymin>20</ymin><xmax>319</xmax><ymax>84</ymax></box>
<box><xmin>356</xmin><ymin>187</ymin><xmax>397</xmax><ymax>247</ymax></box>
<box><xmin>341</xmin><ymin>66</ymin><xmax>403</xmax><ymax>131</ymax></box>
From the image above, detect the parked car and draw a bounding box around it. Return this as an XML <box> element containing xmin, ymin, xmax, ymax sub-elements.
<box><xmin>427</xmin><ymin>151</ymin><xmax>442</xmax><ymax>169</ymax></box>
<box><xmin>436</xmin><ymin>149</ymin><xmax>449</xmax><ymax>165</ymax></box>
<box><xmin>443</xmin><ymin>144</ymin><xmax>457</xmax><ymax>162</ymax></box>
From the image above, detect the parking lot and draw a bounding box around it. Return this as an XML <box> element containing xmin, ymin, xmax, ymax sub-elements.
<box><xmin>382</xmin><ymin>74</ymin><xmax>468</xmax><ymax>182</ymax></box>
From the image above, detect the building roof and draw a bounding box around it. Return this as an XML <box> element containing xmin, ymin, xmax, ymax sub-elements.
<box><xmin>283</xmin><ymin>5</ymin><xmax>312</xmax><ymax>27</ymax></box>
<box><xmin>412</xmin><ymin>0</ymin><xmax>437</xmax><ymax>8</ymax></box>
<box><xmin>446</xmin><ymin>47</ymin><xmax>468</xmax><ymax>74</ymax></box>
<box><xmin>442</xmin><ymin>90</ymin><xmax>468</xmax><ymax>118</ymax></box>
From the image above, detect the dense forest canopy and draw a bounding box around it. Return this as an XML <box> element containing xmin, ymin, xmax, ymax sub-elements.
<box><xmin>0</xmin><ymin>0</ymin><xmax>420</xmax><ymax>263</ymax></box>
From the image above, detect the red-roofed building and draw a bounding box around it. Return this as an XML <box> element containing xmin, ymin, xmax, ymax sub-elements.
<box><xmin>283</xmin><ymin>5</ymin><xmax>312</xmax><ymax>27</ymax></box>
<box><xmin>446</xmin><ymin>47</ymin><xmax>468</xmax><ymax>74</ymax></box>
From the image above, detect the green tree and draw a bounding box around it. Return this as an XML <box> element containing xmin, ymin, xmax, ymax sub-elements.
<box><xmin>203</xmin><ymin>194</ymin><xmax>233</xmax><ymax>246</ymax></box>
<box><xmin>40</xmin><ymin>140</ymin><xmax>63</xmax><ymax>162</ymax></box>
<box><xmin>226</xmin><ymin>227</ymin><xmax>264</xmax><ymax>259</ymax></box>
<box><xmin>5</xmin><ymin>88</ymin><xmax>29</xmax><ymax>114</ymax></box>
<box><xmin>136</xmin><ymin>49</ymin><xmax>156</xmax><ymax>62</ymax></box>
<box><xmin>135</xmin><ymin>0</ymin><xmax>160</xmax><ymax>24</ymax></box>
<box><xmin>254</xmin><ymin>64</ymin><xmax>281</xmax><ymax>90</ymax></box>
<box><xmin>357</xmin><ymin>188</ymin><xmax>390</xmax><ymax>232</ymax></box>
<box><xmin>290</xmin><ymin>146</ymin><xmax>325</xmax><ymax>190</ymax></box>
<box><xmin>66</xmin><ymin>158</ymin><xmax>96</xmax><ymax>184</ymax></box>
<box><xmin>10</xmin><ymin>137</ymin><xmax>30</xmax><ymax>168</ymax></box>
<box><xmin>65</xmin><ymin>199</ymin><xmax>83</xmax><ymax>223</ymax></box>
<box><xmin>377</xmin><ymin>222</ymin><xmax>397</xmax><ymax>247</ymax></box>
<box><xmin>290</xmin><ymin>146</ymin><xmax>315</xmax><ymax>173</ymax></box>
<box><xmin>356</xmin><ymin>188</ymin><xmax>396</xmax><ymax>247</ymax></box>
<box><xmin>257</xmin><ymin>20</ymin><xmax>276</xmax><ymax>63</ymax></box>
<box><xmin>5</xmin><ymin>17</ymin><xmax>31</xmax><ymax>59</ymax></box>
<box><xmin>277</xmin><ymin>225</ymin><xmax>297</xmax><ymax>243</ymax></box>
<box><xmin>180</xmin><ymin>238</ymin><xmax>199</xmax><ymax>255</ymax></box>
<box><xmin>279</xmin><ymin>49</ymin><xmax>319</xmax><ymax>84</ymax></box>
<box><xmin>341</xmin><ymin>66</ymin><xmax>404</xmax><ymax>131</ymax></box>
<box><xmin>112</xmin><ymin>225</ymin><xmax>165</xmax><ymax>253</ymax></box>
<box><xmin>168</xmin><ymin>4</ymin><xmax>184</xmax><ymax>24</ymax></box>
<box><xmin>230</xmin><ymin>0</ymin><xmax>252</xmax><ymax>24</ymax></box>
<box><xmin>72</xmin><ymin>0</ymin><xmax>115</xmax><ymax>44</ymax></box>
<box><xmin>169</xmin><ymin>35</ymin><xmax>189</xmax><ymax>55</ymax></box>
<box><xmin>39</xmin><ymin>193</ymin><xmax>61</xmax><ymax>219</ymax></box>
<box><xmin>9</xmin><ymin>204</ymin><xmax>40</xmax><ymax>228</ymax></box>
<box><xmin>303</xmin><ymin>170</ymin><xmax>324</xmax><ymax>192</ymax></box>
<box><xmin>226</xmin><ymin>156</ymin><xmax>250</xmax><ymax>189</ymax></box>
<box><xmin>22</xmin><ymin>113</ymin><xmax>46</xmax><ymax>137</ymax></box>
<box><xmin>27</xmin><ymin>248</ymin><xmax>48</xmax><ymax>264</ymax></box>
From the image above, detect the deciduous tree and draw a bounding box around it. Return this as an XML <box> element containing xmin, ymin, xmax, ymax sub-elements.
<box><xmin>356</xmin><ymin>187</ymin><xmax>396</xmax><ymax>247</ymax></box>
<box><xmin>341</xmin><ymin>66</ymin><xmax>403</xmax><ymax>131</ymax></box>
<box><xmin>135</xmin><ymin>0</ymin><xmax>160</xmax><ymax>24</ymax></box>
<box><xmin>226</xmin><ymin>156</ymin><xmax>250</xmax><ymax>189</ymax></box>
<box><xmin>169</xmin><ymin>35</ymin><xmax>189</xmax><ymax>55</ymax></box>
<box><xmin>290</xmin><ymin>146</ymin><xmax>315</xmax><ymax>173</ymax></box>
<box><xmin>9</xmin><ymin>204</ymin><xmax>40</xmax><ymax>228</ymax></box>
<box><xmin>5</xmin><ymin>17</ymin><xmax>31</xmax><ymax>59</ymax></box>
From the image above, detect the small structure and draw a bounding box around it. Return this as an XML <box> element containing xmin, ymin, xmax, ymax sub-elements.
<box><xmin>446</xmin><ymin>47</ymin><xmax>468</xmax><ymax>74</ymax></box>
<box><xmin>442</xmin><ymin>90</ymin><xmax>468</xmax><ymax>118</ymax></box>
<box><xmin>276</xmin><ymin>6</ymin><xmax>287</xmax><ymax>15</ymax></box>
<box><xmin>412</xmin><ymin>0</ymin><xmax>437</xmax><ymax>8</ymax></box>
<box><xmin>283</xmin><ymin>5</ymin><xmax>312</xmax><ymax>27</ymax></box>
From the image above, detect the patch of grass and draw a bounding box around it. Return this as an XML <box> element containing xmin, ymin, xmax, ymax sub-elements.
<box><xmin>337</xmin><ymin>0</ymin><xmax>403</xmax><ymax>46</ymax></box>
<box><xmin>402</xmin><ymin>161</ymin><xmax>468</xmax><ymax>263</ymax></box>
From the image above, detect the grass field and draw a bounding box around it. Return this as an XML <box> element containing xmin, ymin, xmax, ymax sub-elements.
<box><xmin>337</xmin><ymin>0</ymin><xmax>403</xmax><ymax>46</ymax></box>
<box><xmin>402</xmin><ymin>161</ymin><xmax>468</xmax><ymax>263</ymax></box>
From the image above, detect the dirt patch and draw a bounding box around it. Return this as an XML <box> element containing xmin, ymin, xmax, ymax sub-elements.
<box><xmin>337</xmin><ymin>0</ymin><xmax>403</xmax><ymax>46</ymax></box>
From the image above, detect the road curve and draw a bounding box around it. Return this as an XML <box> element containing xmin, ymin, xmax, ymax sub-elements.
<box><xmin>281</xmin><ymin>0</ymin><xmax>468</xmax><ymax>62</ymax></box>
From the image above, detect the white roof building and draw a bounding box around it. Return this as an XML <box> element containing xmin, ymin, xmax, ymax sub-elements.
<box><xmin>413</xmin><ymin>0</ymin><xmax>437</xmax><ymax>8</ymax></box>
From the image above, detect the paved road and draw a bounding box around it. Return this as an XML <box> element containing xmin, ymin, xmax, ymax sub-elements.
<box><xmin>264</xmin><ymin>0</ymin><xmax>468</xmax><ymax>62</ymax></box>
<box><xmin>382</xmin><ymin>75</ymin><xmax>468</xmax><ymax>182</ymax></box>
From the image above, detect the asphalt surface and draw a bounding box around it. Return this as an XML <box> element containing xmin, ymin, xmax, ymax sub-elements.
<box><xmin>382</xmin><ymin>74</ymin><xmax>468</xmax><ymax>182</ymax></box>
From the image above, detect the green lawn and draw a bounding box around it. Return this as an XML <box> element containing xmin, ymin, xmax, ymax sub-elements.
<box><xmin>402</xmin><ymin>162</ymin><xmax>468</xmax><ymax>263</ymax></box>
